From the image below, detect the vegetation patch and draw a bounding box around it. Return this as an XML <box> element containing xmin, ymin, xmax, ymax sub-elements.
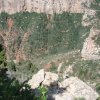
<box><xmin>0</xmin><ymin>68</ymin><xmax>48</xmax><ymax>100</ymax></box>
<box><xmin>0</xmin><ymin>12</ymin><xmax>90</xmax><ymax>58</ymax></box>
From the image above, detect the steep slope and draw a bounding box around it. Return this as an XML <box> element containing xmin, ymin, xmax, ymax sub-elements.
<box><xmin>0</xmin><ymin>12</ymin><xmax>89</xmax><ymax>62</ymax></box>
<box><xmin>0</xmin><ymin>0</ymin><xmax>100</xmax><ymax>91</ymax></box>
<box><xmin>81</xmin><ymin>0</ymin><xmax>100</xmax><ymax>60</ymax></box>
<box><xmin>0</xmin><ymin>0</ymin><xmax>99</xmax><ymax>62</ymax></box>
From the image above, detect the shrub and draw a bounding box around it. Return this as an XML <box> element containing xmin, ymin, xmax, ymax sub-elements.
<box><xmin>74</xmin><ymin>97</ymin><xmax>85</xmax><ymax>100</ymax></box>
<box><xmin>38</xmin><ymin>85</ymin><xmax>48</xmax><ymax>100</ymax></box>
<box><xmin>97</xmin><ymin>97</ymin><xmax>100</xmax><ymax>100</ymax></box>
<box><xmin>0</xmin><ymin>51</ymin><xmax>5</xmax><ymax>65</ymax></box>
<box><xmin>73</xmin><ymin>60</ymin><xmax>100</xmax><ymax>82</ymax></box>
<box><xmin>0</xmin><ymin>68</ymin><xmax>48</xmax><ymax>100</ymax></box>
<box><xmin>7</xmin><ymin>61</ymin><xmax>39</xmax><ymax>82</ymax></box>
<box><xmin>0</xmin><ymin>44</ymin><xmax>6</xmax><ymax>67</ymax></box>
<box><xmin>0</xmin><ymin>68</ymin><xmax>35</xmax><ymax>100</ymax></box>
<box><xmin>49</xmin><ymin>62</ymin><xmax>57</xmax><ymax>73</ymax></box>
<box><xmin>0</xmin><ymin>12</ymin><xmax>9</xmax><ymax>29</ymax></box>
<box><xmin>96</xmin><ymin>83</ymin><xmax>100</xmax><ymax>94</ymax></box>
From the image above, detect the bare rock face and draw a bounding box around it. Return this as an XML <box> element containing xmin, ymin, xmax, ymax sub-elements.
<box><xmin>28</xmin><ymin>69</ymin><xmax>45</xmax><ymax>89</ymax></box>
<box><xmin>0</xmin><ymin>0</ymin><xmax>93</xmax><ymax>14</ymax></box>
<box><xmin>28</xmin><ymin>69</ymin><xmax>58</xmax><ymax>88</ymax></box>
<box><xmin>81</xmin><ymin>28</ymin><xmax>100</xmax><ymax>60</ymax></box>
<box><xmin>42</xmin><ymin>72</ymin><xmax>58</xmax><ymax>86</ymax></box>
<box><xmin>59</xmin><ymin>77</ymin><xmax>99</xmax><ymax>100</ymax></box>
<box><xmin>81</xmin><ymin>1</ymin><xmax>100</xmax><ymax>60</ymax></box>
<box><xmin>82</xmin><ymin>9</ymin><xmax>96</xmax><ymax>26</ymax></box>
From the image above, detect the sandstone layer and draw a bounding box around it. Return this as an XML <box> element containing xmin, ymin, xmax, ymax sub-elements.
<box><xmin>0</xmin><ymin>0</ymin><xmax>93</xmax><ymax>14</ymax></box>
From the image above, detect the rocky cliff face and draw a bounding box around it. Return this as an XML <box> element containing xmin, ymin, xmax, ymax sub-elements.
<box><xmin>0</xmin><ymin>0</ymin><xmax>93</xmax><ymax>14</ymax></box>
<box><xmin>0</xmin><ymin>0</ymin><xmax>100</xmax><ymax>62</ymax></box>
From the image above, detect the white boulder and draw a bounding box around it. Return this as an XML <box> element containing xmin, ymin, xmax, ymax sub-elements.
<box><xmin>60</xmin><ymin>77</ymin><xmax>99</xmax><ymax>100</ymax></box>
<box><xmin>42</xmin><ymin>72</ymin><xmax>58</xmax><ymax>86</ymax></box>
<box><xmin>28</xmin><ymin>69</ymin><xmax>45</xmax><ymax>89</ymax></box>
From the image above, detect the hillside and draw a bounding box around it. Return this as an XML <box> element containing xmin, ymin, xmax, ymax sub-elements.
<box><xmin>0</xmin><ymin>0</ymin><xmax>93</xmax><ymax>14</ymax></box>
<box><xmin>0</xmin><ymin>0</ymin><xmax>100</xmax><ymax>100</ymax></box>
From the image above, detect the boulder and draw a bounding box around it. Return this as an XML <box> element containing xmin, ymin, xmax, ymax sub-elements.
<box><xmin>28</xmin><ymin>69</ymin><xmax>45</xmax><ymax>89</ymax></box>
<box><xmin>28</xmin><ymin>70</ymin><xmax>99</xmax><ymax>100</ymax></box>
<box><xmin>53</xmin><ymin>92</ymin><xmax>74</xmax><ymax>100</ymax></box>
<box><xmin>42</xmin><ymin>72</ymin><xmax>58</xmax><ymax>86</ymax></box>
<box><xmin>60</xmin><ymin>77</ymin><xmax>99</xmax><ymax>100</ymax></box>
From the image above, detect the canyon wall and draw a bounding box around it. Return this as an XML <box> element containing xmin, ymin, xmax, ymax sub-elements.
<box><xmin>0</xmin><ymin>0</ymin><xmax>93</xmax><ymax>14</ymax></box>
<box><xmin>1</xmin><ymin>0</ymin><xmax>100</xmax><ymax>62</ymax></box>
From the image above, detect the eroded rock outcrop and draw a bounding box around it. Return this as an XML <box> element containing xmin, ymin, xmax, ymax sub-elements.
<box><xmin>81</xmin><ymin>28</ymin><xmax>100</xmax><ymax>60</ymax></box>
<box><xmin>81</xmin><ymin>1</ymin><xmax>100</xmax><ymax>60</ymax></box>
<box><xmin>0</xmin><ymin>0</ymin><xmax>93</xmax><ymax>14</ymax></box>
<box><xmin>42</xmin><ymin>72</ymin><xmax>58</xmax><ymax>86</ymax></box>
<box><xmin>28</xmin><ymin>69</ymin><xmax>45</xmax><ymax>89</ymax></box>
<box><xmin>59</xmin><ymin>77</ymin><xmax>99</xmax><ymax>100</ymax></box>
<box><xmin>0</xmin><ymin>30</ymin><xmax>31</xmax><ymax>62</ymax></box>
<box><xmin>0</xmin><ymin>0</ymin><xmax>98</xmax><ymax>62</ymax></box>
<box><xmin>28</xmin><ymin>69</ymin><xmax>58</xmax><ymax>89</ymax></box>
<box><xmin>28</xmin><ymin>70</ymin><xmax>99</xmax><ymax>100</ymax></box>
